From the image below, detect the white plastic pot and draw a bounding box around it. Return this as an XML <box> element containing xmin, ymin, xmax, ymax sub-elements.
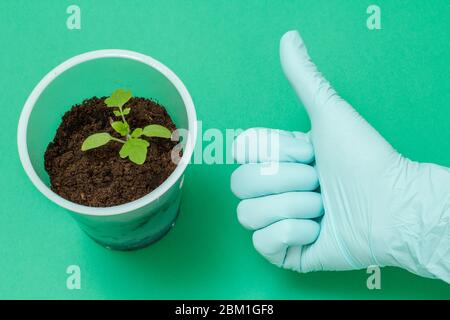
<box><xmin>17</xmin><ymin>50</ymin><xmax>197</xmax><ymax>250</ymax></box>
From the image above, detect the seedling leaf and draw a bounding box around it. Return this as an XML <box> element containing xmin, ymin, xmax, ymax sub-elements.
<box><xmin>111</xmin><ymin>121</ymin><xmax>129</xmax><ymax>136</ymax></box>
<box><xmin>131</xmin><ymin>128</ymin><xmax>143</xmax><ymax>138</ymax></box>
<box><xmin>119</xmin><ymin>138</ymin><xmax>149</xmax><ymax>165</ymax></box>
<box><xmin>105</xmin><ymin>88</ymin><xmax>132</xmax><ymax>108</ymax></box>
<box><xmin>143</xmin><ymin>124</ymin><xmax>172</xmax><ymax>139</ymax></box>
<box><xmin>81</xmin><ymin>133</ymin><xmax>112</xmax><ymax>151</ymax></box>
<box><xmin>82</xmin><ymin>88</ymin><xmax>170</xmax><ymax>165</ymax></box>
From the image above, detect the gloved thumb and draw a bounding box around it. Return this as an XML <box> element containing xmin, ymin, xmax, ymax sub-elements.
<box><xmin>280</xmin><ymin>30</ymin><xmax>395</xmax><ymax>158</ymax></box>
<box><xmin>280</xmin><ymin>30</ymin><xmax>343</xmax><ymax>122</ymax></box>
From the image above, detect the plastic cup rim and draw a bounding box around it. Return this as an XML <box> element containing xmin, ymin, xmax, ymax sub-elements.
<box><xmin>17</xmin><ymin>49</ymin><xmax>197</xmax><ymax>216</ymax></box>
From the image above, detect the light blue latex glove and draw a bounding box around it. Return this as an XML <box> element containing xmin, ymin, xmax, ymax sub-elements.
<box><xmin>231</xmin><ymin>30</ymin><xmax>450</xmax><ymax>283</ymax></box>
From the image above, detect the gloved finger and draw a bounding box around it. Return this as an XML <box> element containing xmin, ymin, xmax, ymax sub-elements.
<box><xmin>233</xmin><ymin>128</ymin><xmax>314</xmax><ymax>164</ymax></box>
<box><xmin>231</xmin><ymin>162</ymin><xmax>319</xmax><ymax>199</ymax></box>
<box><xmin>283</xmin><ymin>246</ymin><xmax>303</xmax><ymax>272</ymax></box>
<box><xmin>237</xmin><ymin>192</ymin><xmax>323</xmax><ymax>230</ymax></box>
<box><xmin>280</xmin><ymin>30</ymin><xmax>341</xmax><ymax>118</ymax></box>
<box><xmin>252</xmin><ymin>219</ymin><xmax>320</xmax><ymax>267</ymax></box>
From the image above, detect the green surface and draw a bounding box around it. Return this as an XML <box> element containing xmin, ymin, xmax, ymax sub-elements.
<box><xmin>0</xmin><ymin>0</ymin><xmax>449</xmax><ymax>299</ymax></box>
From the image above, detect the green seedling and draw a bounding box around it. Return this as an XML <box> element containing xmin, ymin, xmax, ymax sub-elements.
<box><xmin>81</xmin><ymin>89</ymin><xmax>172</xmax><ymax>165</ymax></box>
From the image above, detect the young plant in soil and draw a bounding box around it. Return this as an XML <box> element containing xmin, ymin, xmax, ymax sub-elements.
<box><xmin>81</xmin><ymin>89</ymin><xmax>172</xmax><ymax>165</ymax></box>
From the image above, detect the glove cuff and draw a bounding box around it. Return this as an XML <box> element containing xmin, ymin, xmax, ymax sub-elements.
<box><xmin>373</xmin><ymin>159</ymin><xmax>450</xmax><ymax>282</ymax></box>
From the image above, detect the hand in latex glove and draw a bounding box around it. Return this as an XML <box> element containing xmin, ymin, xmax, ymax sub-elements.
<box><xmin>231</xmin><ymin>30</ymin><xmax>450</xmax><ymax>282</ymax></box>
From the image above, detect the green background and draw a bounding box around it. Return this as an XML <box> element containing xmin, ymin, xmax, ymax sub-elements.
<box><xmin>1</xmin><ymin>0</ymin><xmax>449</xmax><ymax>299</ymax></box>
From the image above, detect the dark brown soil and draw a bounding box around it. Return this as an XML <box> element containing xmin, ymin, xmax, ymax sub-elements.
<box><xmin>44</xmin><ymin>96</ymin><xmax>179</xmax><ymax>207</ymax></box>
